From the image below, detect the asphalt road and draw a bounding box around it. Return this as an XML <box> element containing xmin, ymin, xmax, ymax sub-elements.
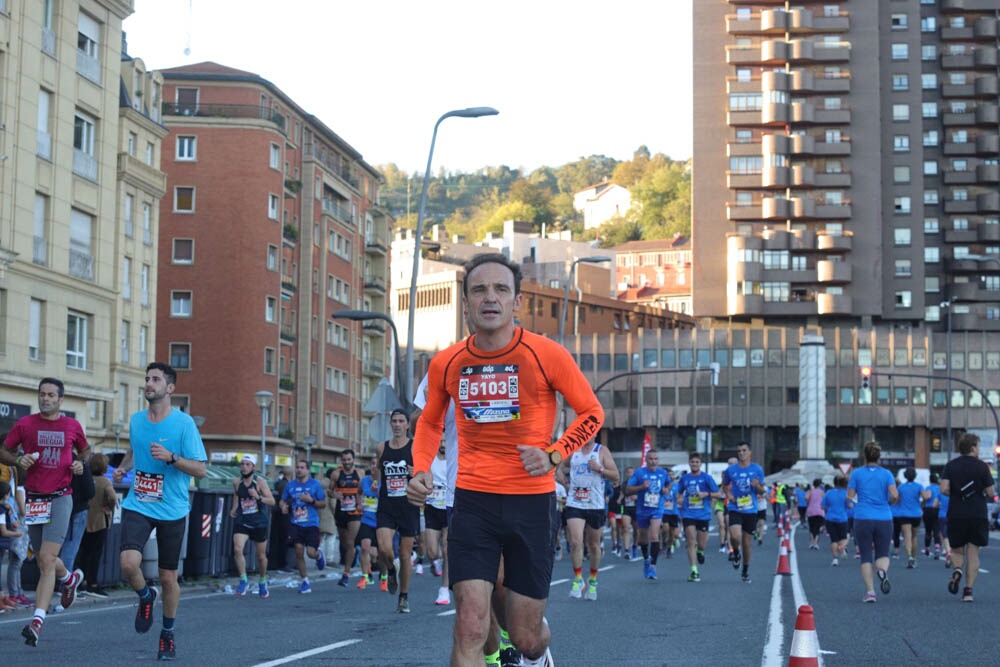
<box><xmin>0</xmin><ymin>524</ymin><xmax>996</xmax><ymax>666</ymax></box>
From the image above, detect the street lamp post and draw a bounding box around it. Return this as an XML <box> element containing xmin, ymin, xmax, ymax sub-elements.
<box><xmin>332</xmin><ymin>309</ymin><xmax>408</xmax><ymax>408</ymax></box>
<box><xmin>941</xmin><ymin>299</ymin><xmax>952</xmax><ymax>459</ymax></box>
<box><xmin>254</xmin><ymin>391</ymin><xmax>273</xmax><ymax>476</ymax></box>
<box><xmin>405</xmin><ymin>106</ymin><xmax>499</xmax><ymax>404</ymax></box>
<box><xmin>303</xmin><ymin>435</ymin><xmax>316</xmax><ymax>466</ymax></box>
<box><xmin>558</xmin><ymin>256</ymin><xmax>613</xmax><ymax>347</ymax></box>
<box><xmin>111</xmin><ymin>421</ymin><xmax>123</xmax><ymax>454</ymax></box>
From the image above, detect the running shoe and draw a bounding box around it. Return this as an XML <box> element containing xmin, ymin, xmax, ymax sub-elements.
<box><xmin>387</xmin><ymin>569</ymin><xmax>398</xmax><ymax>595</ymax></box>
<box><xmin>647</xmin><ymin>565</ymin><xmax>657</xmax><ymax>580</ymax></box>
<box><xmin>945</xmin><ymin>554</ymin><xmax>953</xmax><ymax>568</ymax></box>
<box><xmin>642</xmin><ymin>559</ymin><xmax>652</xmax><ymax>579</ymax></box>
<box><xmin>397</xmin><ymin>596</ymin><xmax>410</xmax><ymax>613</ymax></box>
<box><xmin>499</xmin><ymin>647</ymin><xmax>523</xmax><ymax>667</ymax></box>
<box><xmin>60</xmin><ymin>569</ymin><xmax>83</xmax><ymax>609</ymax></box>
<box><xmin>961</xmin><ymin>587</ymin><xmax>974</xmax><ymax>602</ymax></box>
<box><xmin>863</xmin><ymin>592</ymin><xmax>877</xmax><ymax>603</ymax></box>
<box><xmin>357</xmin><ymin>576</ymin><xmax>368</xmax><ymax>589</ymax></box>
<box><xmin>741</xmin><ymin>572</ymin><xmax>751</xmax><ymax>584</ymax></box>
<box><xmin>585</xmin><ymin>582</ymin><xmax>598</xmax><ymax>600</ymax></box>
<box><xmin>157</xmin><ymin>630</ymin><xmax>176</xmax><ymax>660</ymax></box>
<box><xmin>22</xmin><ymin>618</ymin><xmax>43</xmax><ymax>646</ymax></box>
<box><xmin>315</xmin><ymin>548</ymin><xmax>326</xmax><ymax>571</ymax></box>
<box><xmin>414</xmin><ymin>562</ymin><xmax>424</xmax><ymax>575</ymax></box>
<box><xmin>948</xmin><ymin>569</ymin><xmax>963</xmax><ymax>595</ymax></box>
<box><xmin>433</xmin><ymin>558</ymin><xmax>443</xmax><ymax>576</ymax></box>
<box><xmin>0</xmin><ymin>595</ymin><xmax>18</xmax><ymax>610</ymax></box>
<box><xmin>339</xmin><ymin>573</ymin><xmax>349</xmax><ymax>587</ymax></box>
<box><xmin>906</xmin><ymin>557</ymin><xmax>916</xmax><ymax>569</ymax></box>
<box><xmin>15</xmin><ymin>594</ymin><xmax>34</xmax><ymax>607</ymax></box>
<box><xmin>379</xmin><ymin>575</ymin><xmax>388</xmax><ymax>592</ymax></box>
<box><xmin>732</xmin><ymin>548</ymin><xmax>741</xmax><ymax>570</ymax></box>
<box><xmin>569</xmin><ymin>578</ymin><xmax>584</xmax><ymax>598</ymax></box>
<box><xmin>687</xmin><ymin>570</ymin><xmax>701</xmax><ymax>583</ymax></box>
<box><xmin>719</xmin><ymin>545</ymin><xmax>728</xmax><ymax>554</ymax></box>
<box><xmin>135</xmin><ymin>587</ymin><xmax>158</xmax><ymax>633</ymax></box>
<box><xmin>877</xmin><ymin>568</ymin><xmax>891</xmax><ymax>595</ymax></box>
<box><xmin>696</xmin><ymin>549</ymin><xmax>705</xmax><ymax>565</ymax></box>
<box><xmin>299</xmin><ymin>580</ymin><xmax>312</xmax><ymax>594</ymax></box>
<box><xmin>88</xmin><ymin>587</ymin><xmax>110</xmax><ymax>599</ymax></box>
<box><xmin>436</xmin><ymin>587</ymin><xmax>451</xmax><ymax>605</ymax></box>
<box><xmin>259</xmin><ymin>581</ymin><xmax>270</xmax><ymax>599</ymax></box>
<box><xmin>623</xmin><ymin>550</ymin><xmax>631</xmax><ymax>561</ymax></box>
<box><xmin>832</xmin><ymin>558</ymin><xmax>839</xmax><ymax>567</ymax></box>
<box><xmin>236</xmin><ymin>579</ymin><xmax>249</xmax><ymax>596</ymax></box>
<box><xmin>554</xmin><ymin>546</ymin><xmax>563</xmax><ymax>561</ymax></box>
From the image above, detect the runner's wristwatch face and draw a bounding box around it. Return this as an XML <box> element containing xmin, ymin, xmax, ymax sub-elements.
<box><xmin>547</xmin><ymin>449</ymin><xmax>562</xmax><ymax>467</ymax></box>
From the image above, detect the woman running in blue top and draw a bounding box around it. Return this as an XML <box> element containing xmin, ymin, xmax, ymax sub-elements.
<box><xmin>847</xmin><ymin>441</ymin><xmax>899</xmax><ymax>603</ymax></box>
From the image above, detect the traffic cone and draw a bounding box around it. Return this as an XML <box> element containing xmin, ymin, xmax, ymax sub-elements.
<box><xmin>787</xmin><ymin>605</ymin><xmax>819</xmax><ymax>666</ymax></box>
<box><xmin>783</xmin><ymin>516</ymin><xmax>793</xmax><ymax>553</ymax></box>
<box><xmin>776</xmin><ymin>541</ymin><xmax>791</xmax><ymax>575</ymax></box>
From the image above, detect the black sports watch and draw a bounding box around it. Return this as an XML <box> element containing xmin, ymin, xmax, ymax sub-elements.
<box><xmin>167</xmin><ymin>452</ymin><xmax>177</xmax><ymax>466</ymax></box>
<box><xmin>546</xmin><ymin>449</ymin><xmax>563</xmax><ymax>468</ymax></box>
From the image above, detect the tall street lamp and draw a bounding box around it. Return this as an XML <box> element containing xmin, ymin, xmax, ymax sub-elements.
<box><xmin>332</xmin><ymin>309</ymin><xmax>408</xmax><ymax>409</ymax></box>
<box><xmin>406</xmin><ymin>106</ymin><xmax>499</xmax><ymax>403</ymax></box>
<box><xmin>254</xmin><ymin>390</ymin><xmax>273</xmax><ymax>476</ymax></box>
<box><xmin>940</xmin><ymin>299</ymin><xmax>952</xmax><ymax>459</ymax></box>
<box><xmin>303</xmin><ymin>435</ymin><xmax>316</xmax><ymax>466</ymax></box>
<box><xmin>558</xmin><ymin>256</ymin><xmax>612</xmax><ymax>346</ymax></box>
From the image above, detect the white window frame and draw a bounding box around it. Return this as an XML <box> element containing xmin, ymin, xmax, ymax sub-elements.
<box><xmin>176</xmin><ymin>135</ymin><xmax>197</xmax><ymax>161</ymax></box>
<box><xmin>171</xmin><ymin>290</ymin><xmax>193</xmax><ymax>317</ymax></box>
<box><xmin>265</xmin><ymin>296</ymin><xmax>277</xmax><ymax>323</ymax></box>
<box><xmin>268</xmin><ymin>194</ymin><xmax>280</xmax><ymax>220</ymax></box>
<box><xmin>66</xmin><ymin>310</ymin><xmax>89</xmax><ymax>369</ymax></box>
<box><xmin>269</xmin><ymin>143</ymin><xmax>281</xmax><ymax>169</ymax></box>
<box><xmin>174</xmin><ymin>186</ymin><xmax>195</xmax><ymax>213</ymax></box>
<box><xmin>29</xmin><ymin>299</ymin><xmax>43</xmax><ymax>361</ymax></box>
<box><xmin>172</xmin><ymin>238</ymin><xmax>194</xmax><ymax>264</ymax></box>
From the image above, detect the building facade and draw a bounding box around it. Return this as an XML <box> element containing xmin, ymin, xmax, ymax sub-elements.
<box><xmin>689</xmin><ymin>1</ymin><xmax>1000</xmax><ymax>469</ymax></box>
<box><xmin>155</xmin><ymin>62</ymin><xmax>390</xmax><ymax>465</ymax></box>
<box><xmin>614</xmin><ymin>236</ymin><xmax>693</xmax><ymax>315</ymax></box>
<box><xmin>0</xmin><ymin>0</ymin><xmax>167</xmax><ymax>448</ymax></box>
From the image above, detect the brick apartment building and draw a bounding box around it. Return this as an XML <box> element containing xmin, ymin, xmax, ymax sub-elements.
<box><xmin>156</xmin><ymin>62</ymin><xmax>390</xmax><ymax>466</ymax></box>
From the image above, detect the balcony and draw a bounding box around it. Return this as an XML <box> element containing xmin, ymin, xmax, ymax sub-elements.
<box><xmin>944</xmin><ymin>198</ymin><xmax>979</xmax><ymax>214</ymax></box>
<box><xmin>948</xmin><ymin>282</ymin><xmax>1000</xmax><ymax>302</ymax></box>
<box><xmin>33</xmin><ymin>236</ymin><xmax>46</xmax><ymax>266</ymax></box>
<box><xmin>979</xmin><ymin>224</ymin><xmax>1000</xmax><ymax>242</ymax></box>
<box><xmin>976</xmin><ymin>164</ymin><xmax>1000</xmax><ymax>183</ymax></box>
<box><xmin>68</xmin><ymin>249</ymin><xmax>94</xmax><ymax>281</ymax></box>
<box><xmin>979</xmin><ymin>191</ymin><xmax>1000</xmax><ymax>212</ymax></box>
<box><xmin>816</xmin><ymin>232</ymin><xmax>852</xmax><ymax>252</ymax></box>
<box><xmin>947</xmin><ymin>257</ymin><xmax>982</xmax><ymax>272</ymax></box>
<box><xmin>363</xmin><ymin>274</ymin><xmax>386</xmax><ymax>295</ymax></box>
<box><xmin>117</xmin><ymin>152</ymin><xmax>167</xmax><ymax>196</ymax></box>
<box><xmin>161</xmin><ymin>102</ymin><xmax>286</xmax><ymax>132</ymax></box>
<box><xmin>279</xmin><ymin>376</ymin><xmax>295</xmax><ymax>391</ymax></box>
<box><xmin>76</xmin><ymin>51</ymin><xmax>100</xmax><ymax>84</ymax></box>
<box><xmin>281</xmin><ymin>275</ymin><xmax>297</xmax><ymax>292</ymax></box>
<box><xmin>321</xmin><ymin>198</ymin><xmax>352</xmax><ymax>225</ymax></box>
<box><xmin>305</xmin><ymin>143</ymin><xmax>358</xmax><ymax>189</ymax></box>
<box><xmin>944</xmin><ymin>141</ymin><xmax>977</xmax><ymax>156</ymax></box>
<box><xmin>73</xmin><ymin>149</ymin><xmax>98</xmax><ymax>181</ymax></box>
<box><xmin>280</xmin><ymin>324</ymin><xmax>296</xmax><ymax>343</ymax></box>
<box><xmin>816</xmin><ymin>260</ymin><xmax>852</xmax><ymax>283</ymax></box>
<box><xmin>816</xmin><ymin>293</ymin><xmax>852</xmax><ymax>314</ymax></box>
<box><xmin>365</xmin><ymin>232</ymin><xmax>388</xmax><ymax>255</ymax></box>
<box><xmin>943</xmin><ymin>169</ymin><xmax>978</xmax><ymax>185</ymax></box>
<box><xmin>362</xmin><ymin>356</ymin><xmax>385</xmax><ymax>379</ymax></box>
<box><xmin>975</xmin><ymin>75</ymin><xmax>999</xmax><ymax>97</ymax></box>
<box><xmin>977</xmin><ymin>133</ymin><xmax>999</xmax><ymax>154</ymax></box>
<box><xmin>37</xmin><ymin>131</ymin><xmax>52</xmax><ymax>159</ymax></box>
<box><xmin>975</xmin><ymin>48</ymin><xmax>998</xmax><ymax>68</ymax></box>
<box><xmin>728</xmin><ymin>294</ymin><xmax>765</xmax><ymax>316</ymax></box>
<box><xmin>976</xmin><ymin>104</ymin><xmax>999</xmax><ymax>124</ymax></box>
<box><xmin>732</xmin><ymin>261</ymin><xmax>763</xmax><ymax>282</ymax></box>
<box><xmin>944</xmin><ymin>228</ymin><xmax>978</xmax><ymax>243</ymax></box>
<box><xmin>726</xmin><ymin>15</ymin><xmax>765</xmax><ymax>35</ymax></box>
<box><xmin>974</xmin><ymin>17</ymin><xmax>998</xmax><ymax>39</ymax></box>
<box><xmin>727</xmin><ymin>204</ymin><xmax>764</xmax><ymax>221</ymax></box>
<box><xmin>761</xmin><ymin>197</ymin><xmax>790</xmax><ymax>219</ymax></box>
<box><xmin>282</xmin><ymin>223</ymin><xmax>299</xmax><ymax>245</ymax></box>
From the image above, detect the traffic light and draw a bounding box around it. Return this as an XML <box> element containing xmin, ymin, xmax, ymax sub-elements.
<box><xmin>860</xmin><ymin>366</ymin><xmax>872</xmax><ymax>391</ymax></box>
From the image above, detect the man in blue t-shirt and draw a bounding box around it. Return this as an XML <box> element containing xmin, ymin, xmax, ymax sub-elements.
<box><xmin>624</xmin><ymin>450</ymin><xmax>670</xmax><ymax>580</ymax></box>
<box><xmin>677</xmin><ymin>451</ymin><xmax>722</xmax><ymax>582</ymax></box>
<box><xmin>722</xmin><ymin>441</ymin><xmax>764</xmax><ymax>583</ymax></box>
<box><xmin>114</xmin><ymin>363</ymin><xmax>207</xmax><ymax>661</ymax></box>
<box><xmin>280</xmin><ymin>460</ymin><xmax>327</xmax><ymax>593</ymax></box>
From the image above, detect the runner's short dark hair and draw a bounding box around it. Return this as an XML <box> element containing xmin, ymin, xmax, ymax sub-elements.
<box><xmin>462</xmin><ymin>253</ymin><xmax>522</xmax><ymax>297</ymax></box>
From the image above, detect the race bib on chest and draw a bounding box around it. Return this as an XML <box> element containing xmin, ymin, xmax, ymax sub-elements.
<box><xmin>25</xmin><ymin>499</ymin><xmax>53</xmax><ymax>525</ymax></box>
<box><xmin>737</xmin><ymin>494</ymin><xmax>753</xmax><ymax>510</ymax></box>
<box><xmin>293</xmin><ymin>506</ymin><xmax>309</xmax><ymax>523</ymax></box>
<box><xmin>458</xmin><ymin>364</ymin><xmax>520</xmax><ymax>423</ymax></box>
<box><xmin>663</xmin><ymin>498</ymin><xmax>675</xmax><ymax>510</ymax></box>
<box><xmin>688</xmin><ymin>495</ymin><xmax>704</xmax><ymax>509</ymax></box>
<box><xmin>430</xmin><ymin>485</ymin><xmax>446</xmax><ymax>503</ymax></box>
<box><xmin>134</xmin><ymin>471</ymin><xmax>164</xmax><ymax>503</ymax></box>
<box><xmin>363</xmin><ymin>496</ymin><xmax>378</xmax><ymax>511</ymax></box>
<box><xmin>573</xmin><ymin>487</ymin><xmax>591</xmax><ymax>502</ymax></box>
<box><xmin>240</xmin><ymin>497</ymin><xmax>258</xmax><ymax>514</ymax></box>
<box><xmin>644</xmin><ymin>492</ymin><xmax>660</xmax><ymax>508</ymax></box>
<box><xmin>340</xmin><ymin>495</ymin><xmax>357</xmax><ymax>512</ymax></box>
<box><xmin>386</xmin><ymin>476</ymin><xmax>407</xmax><ymax>497</ymax></box>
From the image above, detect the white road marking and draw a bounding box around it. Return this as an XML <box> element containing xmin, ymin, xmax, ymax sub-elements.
<box><xmin>761</xmin><ymin>568</ymin><xmax>784</xmax><ymax>667</ymax></box>
<box><xmin>252</xmin><ymin>639</ymin><xmax>362</xmax><ymax>666</ymax></box>
<box><xmin>787</xmin><ymin>524</ymin><xmax>824</xmax><ymax>667</ymax></box>
<box><xmin>550</xmin><ymin>578</ymin><xmax>570</xmax><ymax>586</ymax></box>
<box><xmin>437</xmin><ymin>609</ymin><xmax>456</xmax><ymax>616</ymax></box>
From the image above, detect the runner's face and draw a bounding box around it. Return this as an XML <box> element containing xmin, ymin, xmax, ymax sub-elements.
<box><xmin>341</xmin><ymin>454</ymin><xmax>354</xmax><ymax>471</ymax></box>
<box><xmin>296</xmin><ymin>461</ymin><xmax>309</xmax><ymax>480</ymax></box>
<box><xmin>464</xmin><ymin>262</ymin><xmax>522</xmax><ymax>334</ymax></box>
<box><xmin>38</xmin><ymin>383</ymin><xmax>63</xmax><ymax>416</ymax></box>
<box><xmin>144</xmin><ymin>370</ymin><xmax>173</xmax><ymax>404</ymax></box>
<box><xmin>390</xmin><ymin>414</ymin><xmax>409</xmax><ymax>438</ymax></box>
<box><xmin>737</xmin><ymin>445</ymin><xmax>751</xmax><ymax>464</ymax></box>
<box><xmin>689</xmin><ymin>457</ymin><xmax>702</xmax><ymax>473</ymax></box>
<box><xmin>645</xmin><ymin>452</ymin><xmax>658</xmax><ymax>470</ymax></box>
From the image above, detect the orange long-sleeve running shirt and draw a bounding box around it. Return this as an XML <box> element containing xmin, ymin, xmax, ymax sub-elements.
<box><xmin>412</xmin><ymin>327</ymin><xmax>604</xmax><ymax>495</ymax></box>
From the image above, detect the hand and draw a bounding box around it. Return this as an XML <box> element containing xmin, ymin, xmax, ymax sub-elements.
<box><xmin>280</xmin><ymin>501</ymin><xmax>289</xmax><ymax>515</ymax></box>
<box><xmin>588</xmin><ymin>459</ymin><xmax>602</xmax><ymax>473</ymax></box>
<box><xmin>300</xmin><ymin>492</ymin><xmax>313</xmax><ymax>503</ymax></box>
<box><xmin>150</xmin><ymin>443</ymin><xmax>172</xmax><ymax>463</ymax></box>
<box><xmin>71</xmin><ymin>460</ymin><xmax>84</xmax><ymax>475</ymax></box>
<box><xmin>229</xmin><ymin>508</ymin><xmax>237</xmax><ymax>519</ymax></box>
<box><xmin>248</xmin><ymin>486</ymin><xmax>259</xmax><ymax>500</ymax></box>
<box><xmin>113</xmin><ymin>468</ymin><xmax>125</xmax><ymax>483</ymax></box>
<box><xmin>19</xmin><ymin>453</ymin><xmax>38</xmax><ymax>470</ymax></box>
<box><xmin>517</xmin><ymin>446</ymin><xmax>552</xmax><ymax>477</ymax></box>
<box><xmin>407</xmin><ymin>471</ymin><xmax>433</xmax><ymax>507</ymax></box>
<box><xmin>643</xmin><ymin>480</ymin><xmax>651</xmax><ymax>489</ymax></box>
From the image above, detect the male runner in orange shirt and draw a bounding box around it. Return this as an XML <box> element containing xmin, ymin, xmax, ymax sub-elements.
<box><xmin>408</xmin><ymin>253</ymin><xmax>603</xmax><ymax>667</ymax></box>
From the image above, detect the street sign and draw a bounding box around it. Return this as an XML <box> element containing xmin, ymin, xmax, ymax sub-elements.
<box><xmin>838</xmin><ymin>462</ymin><xmax>852</xmax><ymax>476</ymax></box>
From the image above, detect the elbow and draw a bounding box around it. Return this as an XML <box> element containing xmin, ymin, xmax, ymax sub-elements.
<box><xmin>192</xmin><ymin>462</ymin><xmax>208</xmax><ymax>479</ymax></box>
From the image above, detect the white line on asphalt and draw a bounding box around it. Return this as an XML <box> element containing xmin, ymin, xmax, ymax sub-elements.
<box><xmin>252</xmin><ymin>639</ymin><xmax>362</xmax><ymax>666</ymax></box>
<box><xmin>437</xmin><ymin>609</ymin><xmax>456</xmax><ymax>616</ymax></box>
<box><xmin>787</xmin><ymin>524</ymin><xmax>824</xmax><ymax>667</ymax></box>
<box><xmin>760</xmin><ymin>568</ymin><xmax>784</xmax><ymax>667</ymax></box>
<box><xmin>550</xmin><ymin>578</ymin><xmax>570</xmax><ymax>586</ymax></box>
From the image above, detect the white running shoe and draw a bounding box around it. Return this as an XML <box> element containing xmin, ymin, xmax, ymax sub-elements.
<box><xmin>435</xmin><ymin>587</ymin><xmax>450</xmax><ymax>605</ymax></box>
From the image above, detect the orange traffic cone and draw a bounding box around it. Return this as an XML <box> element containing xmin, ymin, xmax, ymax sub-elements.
<box><xmin>787</xmin><ymin>605</ymin><xmax>819</xmax><ymax>666</ymax></box>
<box><xmin>776</xmin><ymin>541</ymin><xmax>791</xmax><ymax>575</ymax></box>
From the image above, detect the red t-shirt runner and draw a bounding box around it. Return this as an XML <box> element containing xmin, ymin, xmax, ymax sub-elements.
<box><xmin>3</xmin><ymin>413</ymin><xmax>88</xmax><ymax>495</ymax></box>
<box><xmin>413</xmin><ymin>326</ymin><xmax>603</xmax><ymax>494</ymax></box>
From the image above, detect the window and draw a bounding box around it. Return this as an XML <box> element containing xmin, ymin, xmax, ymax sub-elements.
<box><xmin>895</xmin><ymin>291</ymin><xmax>912</xmax><ymax>308</ymax></box>
<box><xmin>952</xmin><ymin>130</ymin><xmax>968</xmax><ymax>143</ymax></box>
<box><xmin>954</xmin><ymin>218</ymin><xmax>970</xmax><ymax>230</ymax></box>
<box><xmin>953</xmin><ymin>188</ymin><xmax>969</xmax><ymax>201</ymax></box>
<box><xmin>145</xmin><ymin>142</ymin><xmax>154</xmax><ymax>165</ymax></box>
<box><xmin>140</xmin><ymin>264</ymin><xmax>150</xmax><ymax>306</ymax></box>
<box><xmin>268</xmin><ymin>194</ymin><xmax>280</xmax><ymax>220</ymax></box>
<box><xmin>37</xmin><ymin>90</ymin><xmax>52</xmax><ymax>158</ymax></box>
<box><xmin>923</xmin><ymin>160</ymin><xmax>938</xmax><ymax>175</ymax></box>
<box><xmin>169</xmin><ymin>343</ymin><xmax>191</xmax><ymax>370</ymax></box>
<box><xmin>895</xmin><ymin>259</ymin><xmax>912</xmax><ymax>276</ymax></box>
<box><xmin>921</xmin><ymin>45</ymin><xmax>936</xmax><ymax>61</ymax></box>
<box><xmin>265</xmin><ymin>296</ymin><xmax>277</xmax><ymax>323</ymax></box>
<box><xmin>124</xmin><ymin>193</ymin><xmax>134</xmax><ymax>237</ymax></box>
<box><xmin>891</xmin><ymin>14</ymin><xmax>907</xmax><ymax>30</ymax></box>
<box><xmin>924</xmin><ymin>190</ymin><xmax>939</xmax><ymax>205</ymax></box>
<box><xmin>142</xmin><ymin>203</ymin><xmax>152</xmax><ymax>244</ymax></box>
<box><xmin>128</xmin><ymin>131</ymin><xmax>137</xmax><ymax>156</ymax></box>
<box><xmin>269</xmin><ymin>143</ymin><xmax>280</xmax><ymax>169</ymax></box>
<box><xmin>174</xmin><ymin>187</ymin><xmax>195</xmax><ymax>212</ymax></box>
<box><xmin>891</xmin><ymin>43</ymin><xmax>908</xmax><ymax>60</ymax></box>
<box><xmin>894</xmin><ymin>197</ymin><xmax>911</xmax><ymax>214</ymax></box>
<box><xmin>926</xmin><ymin>276</ymin><xmax>940</xmax><ymax>292</ymax></box>
<box><xmin>912</xmin><ymin>387</ymin><xmax>927</xmax><ymax>405</ymax></box>
<box><xmin>892</xmin><ymin>74</ymin><xmax>909</xmax><ymax>91</ymax></box>
<box><xmin>267</xmin><ymin>244</ymin><xmax>278</xmax><ymax>271</ymax></box>
<box><xmin>729</xmin><ymin>93</ymin><xmax>762</xmax><ymax>111</ymax></box>
<box><xmin>924</xmin><ymin>217</ymin><xmax>940</xmax><ymax>233</ymax></box>
<box><xmin>73</xmin><ymin>111</ymin><xmax>97</xmax><ymax>179</ymax></box>
<box><xmin>33</xmin><ymin>193</ymin><xmax>48</xmax><ymax>265</ymax></box>
<box><xmin>139</xmin><ymin>325</ymin><xmax>148</xmax><ymax>366</ymax></box>
<box><xmin>29</xmin><ymin>299</ymin><xmax>43</xmax><ymax>361</ymax></box>
<box><xmin>120</xmin><ymin>320</ymin><xmax>130</xmax><ymax>363</ymax></box>
<box><xmin>922</xmin><ymin>102</ymin><xmax>937</xmax><ymax>119</ymax></box>
<box><xmin>893</xmin><ymin>135</ymin><xmax>909</xmax><ymax>152</ymax></box>
<box><xmin>923</xmin><ymin>130</ymin><xmax>939</xmax><ymax>147</ymax></box>
<box><xmin>925</xmin><ymin>247</ymin><xmax>940</xmax><ymax>263</ymax></box>
<box><xmin>66</xmin><ymin>311</ymin><xmax>89</xmax><ymax>369</ymax></box>
<box><xmin>893</xmin><ymin>166</ymin><xmax>911</xmax><ymax>183</ymax></box>
<box><xmin>736</xmin><ymin>68</ymin><xmax>751</xmax><ymax>82</ymax></box>
<box><xmin>921</xmin><ymin>73</ymin><xmax>937</xmax><ymax>90</ymax></box>
<box><xmin>171</xmin><ymin>291</ymin><xmax>192</xmax><ymax>317</ymax></box>
<box><xmin>176</xmin><ymin>136</ymin><xmax>196</xmax><ymax>160</ymax></box>
<box><xmin>69</xmin><ymin>209</ymin><xmax>94</xmax><ymax>280</ymax></box>
<box><xmin>921</xmin><ymin>16</ymin><xmax>936</xmax><ymax>32</ymax></box>
<box><xmin>77</xmin><ymin>13</ymin><xmax>100</xmax><ymax>82</ymax></box>
<box><xmin>122</xmin><ymin>256</ymin><xmax>132</xmax><ymax>300</ymax></box>
<box><xmin>172</xmin><ymin>238</ymin><xmax>194</xmax><ymax>264</ymax></box>
<box><xmin>892</xmin><ymin>104</ymin><xmax>909</xmax><ymax>121</ymax></box>
<box><xmin>265</xmin><ymin>348</ymin><xmax>276</xmax><ymax>374</ymax></box>
<box><xmin>735</xmin><ymin>129</ymin><xmax>752</xmax><ymax>144</ymax></box>
<box><xmin>176</xmin><ymin>87</ymin><xmax>199</xmax><ymax>114</ymax></box>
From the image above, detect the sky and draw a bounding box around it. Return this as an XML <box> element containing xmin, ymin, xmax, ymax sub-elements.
<box><xmin>123</xmin><ymin>1</ymin><xmax>693</xmax><ymax>176</ymax></box>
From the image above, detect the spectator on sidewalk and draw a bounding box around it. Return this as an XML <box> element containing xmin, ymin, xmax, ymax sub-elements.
<box><xmin>78</xmin><ymin>453</ymin><xmax>117</xmax><ymax>597</ymax></box>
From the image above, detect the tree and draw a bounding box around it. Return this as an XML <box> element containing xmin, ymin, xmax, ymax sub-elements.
<box><xmin>596</xmin><ymin>216</ymin><xmax>643</xmax><ymax>247</ymax></box>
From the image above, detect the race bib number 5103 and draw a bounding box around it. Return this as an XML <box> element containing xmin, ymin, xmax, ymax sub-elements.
<box><xmin>458</xmin><ymin>364</ymin><xmax>520</xmax><ymax>423</ymax></box>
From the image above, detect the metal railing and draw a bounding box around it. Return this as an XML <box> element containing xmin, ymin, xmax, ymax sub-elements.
<box><xmin>161</xmin><ymin>103</ymin><xmax>286</xmax><ymax>131</ymax></box>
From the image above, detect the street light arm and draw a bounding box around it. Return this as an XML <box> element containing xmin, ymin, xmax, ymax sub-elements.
<box><xmin>331</xmin><ymin>309</ymin><xmax>409</xmax><ymax>409</ymax></box>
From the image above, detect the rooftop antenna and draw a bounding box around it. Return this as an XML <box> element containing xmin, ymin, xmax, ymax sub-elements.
<box><xmin>183</xmin><ymin>0</ymin><xmax>193</xmax><ymax>56</ymax></box>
